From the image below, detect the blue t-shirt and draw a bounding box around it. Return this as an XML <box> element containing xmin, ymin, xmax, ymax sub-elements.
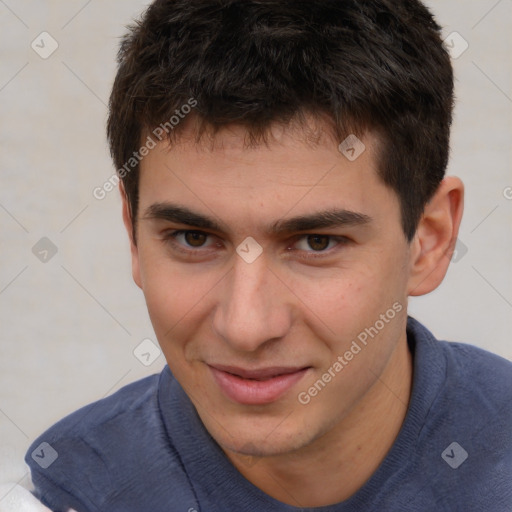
<box><xmin>25</xmin><ymin>317</ymin><xmax>512</xmax><ymax>511</ymax></box>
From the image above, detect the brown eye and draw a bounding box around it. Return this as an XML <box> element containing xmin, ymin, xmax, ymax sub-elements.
<box><xmin>184</xmin><ymin>231</ymin><xmax>207</xmax><ymax>247</ymax></box>
<box><xmin>307</xmin><ymin>235</ymin><xmax>330</xmax><ymax>251</ymax></box>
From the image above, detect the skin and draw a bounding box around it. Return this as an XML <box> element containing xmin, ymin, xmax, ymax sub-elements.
<box><xmin>121</xmin><ymin>119</ymin><xmax>464</xmax><ymax>507</ymax></box>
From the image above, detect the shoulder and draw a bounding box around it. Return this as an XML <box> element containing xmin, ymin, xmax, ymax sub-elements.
<box><xmin>24</xmin><ymin>367</ymin><xmax>196</xmax><ymax>511</ymax></box>
<box><xmin>439</xmin><ymin>336</ymin><xmax>512</xmax><ymax>403</ymax></box>
<box><xmin>436</xmin><ymin>340</ymin><xmax>512</xmax><ymax>508</ymax></box>
<box><xmin>401</xmin><ymin>318</ymin><xmax>512</xmax><ymax>509</ymax></box>
<box><xmin>432</xmin><ymin>334</ymin><xmax>512</xmax><ymax>440</ymax></box>
<box><xmin>408</xmin><ymin>316</ymin><xmax>512</xmax><ymax>403</ymax></box>
<box><xmin>29</xmin><ymin>370</ymin><xmax>162</xmax><ymax>445</ymax></box>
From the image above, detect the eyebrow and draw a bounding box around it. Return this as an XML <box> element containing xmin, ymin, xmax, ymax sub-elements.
<box><xmin>142</xmin><ymin>202</ymin><xmax>372</xmax><ymax>235</ymax></box>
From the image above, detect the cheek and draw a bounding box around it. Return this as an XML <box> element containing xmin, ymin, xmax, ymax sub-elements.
<box><xmin>136</xmin><ymin>245</ymin><xmax>221</xmax><ymax>354</ymax></box>
<box><xmin>136</xmin><ymin>246</ymin><xmax>188</xmax><ymax>339</ymax></box>
<box><xmin>291</xmin><ymin>256</ymin><xmax>407</xmax><ymax>353</ymax></box>
<box><xmin>290</xmin><ymin>268</ymin><xmax>383</xmax><ymax>323</ymax></box>
<box><xmin>294</xmin><ymin>272</ymin><xmax>408</xmax><ymax>420</ymax></box>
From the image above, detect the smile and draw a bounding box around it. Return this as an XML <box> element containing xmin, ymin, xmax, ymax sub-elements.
<box><xmin>208</xmin><ymin>365</ymin><xmax>311</xmax><ymax>405</ymax></box>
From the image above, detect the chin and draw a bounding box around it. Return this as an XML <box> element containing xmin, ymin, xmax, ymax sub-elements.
<box><xmin>206</xmin><ymin>411</ymin><xmax>320</xmax><ymax>458</ymax></box>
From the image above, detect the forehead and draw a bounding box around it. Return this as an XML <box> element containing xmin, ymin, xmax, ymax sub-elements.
<box><xmin>140</xmin><ymin>117</ymin><xmax>379</xmax><ymax>183</ymax></box>
<box><xmin>137</xmin><ymin>120</ymin><xmax>400</xmax><ymax>236</ymax></box>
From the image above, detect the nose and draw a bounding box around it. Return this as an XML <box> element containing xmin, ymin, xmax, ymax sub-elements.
<box><xmin>212</xmin><ymin>252</ymin><xmax>292</xmax><ymax>353</ymax></box>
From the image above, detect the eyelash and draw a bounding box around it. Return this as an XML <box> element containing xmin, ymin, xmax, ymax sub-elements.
<box><xmin>162</xmin><ymin>230</ymin><xmax>349</xmax><ymax>260</ymax></box>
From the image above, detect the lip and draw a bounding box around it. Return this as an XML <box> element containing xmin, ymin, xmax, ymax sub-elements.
<box><xmin>209</xmin><ymin>364</ymin><xmax>310</xmax><ymax>405</ymax></box>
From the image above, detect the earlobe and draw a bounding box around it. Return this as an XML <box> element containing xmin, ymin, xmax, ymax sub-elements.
<box><xmin>407</xmin><ymin>176</ymin><xmax>464</xmax><ymax>296</ymax></box>
<box><xmin>120</xmin><ymin>183</ymin><xmax>143</xmax><ymax>289</ymax></box>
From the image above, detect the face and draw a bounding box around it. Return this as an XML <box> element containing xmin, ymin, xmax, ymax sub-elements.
<box><xmin>127</xmin><ymin>121</ymin><xmax>413</xmax><ymax>457</ymax></box>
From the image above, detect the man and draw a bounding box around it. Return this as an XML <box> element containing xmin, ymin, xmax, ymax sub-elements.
<box><xmin>25</xmin><ymin>0</ymin><xmax>512</xmax><ymax>510</ymax></box>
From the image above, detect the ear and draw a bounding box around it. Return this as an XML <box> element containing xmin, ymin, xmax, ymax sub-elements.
<box><xmin>120</xmin><ymin>182</ymin><xmax>142</xmax><ymax>289</ymax></box>
<box><xmin>407</xmin><ymin>176</ymin><xmax>464</xmax><ymax>296</ymax></box>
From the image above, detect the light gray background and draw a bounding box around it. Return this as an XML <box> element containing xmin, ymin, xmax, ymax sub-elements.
<box><xmin>1</xmin><ymin>0</ymin><xmax>511</xmax><ymax>500</ymax></box>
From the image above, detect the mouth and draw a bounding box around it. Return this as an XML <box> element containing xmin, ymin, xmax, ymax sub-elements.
<box><xmin>208</xmin><ymin>364</ymin><xmax>311</xmax><ymax>405</ymax></box>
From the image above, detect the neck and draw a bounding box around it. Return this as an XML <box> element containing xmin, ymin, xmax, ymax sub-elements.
<box><xmin>225</xmin><ymin>335</ymin><xmax>413</xmax><ymax>507</ymax></box>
